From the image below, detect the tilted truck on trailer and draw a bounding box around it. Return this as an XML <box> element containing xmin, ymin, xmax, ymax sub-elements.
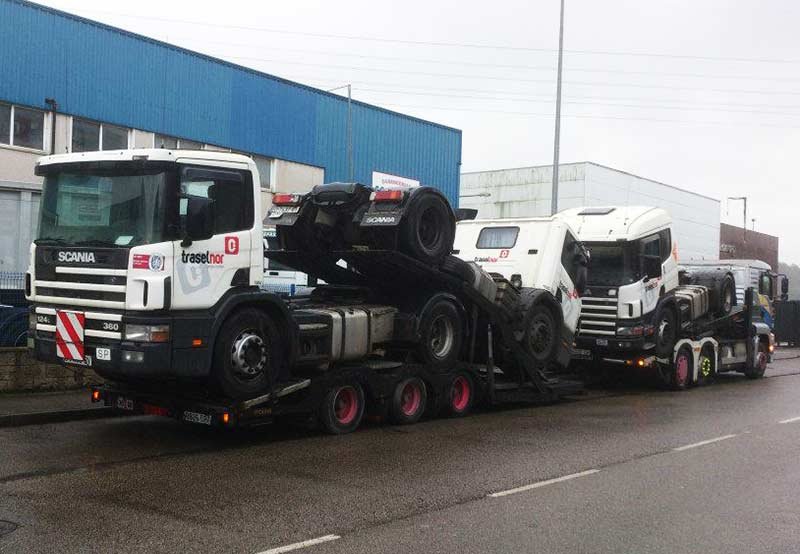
<box><xmin>559</xmin><ymin>206</ymin><xmax>773</xmax><ymax>388</ymax></box>
<box><xmin>26</xmin><ymin>149</ymin><xmax>584</xmax><ymax>433</ymax></box>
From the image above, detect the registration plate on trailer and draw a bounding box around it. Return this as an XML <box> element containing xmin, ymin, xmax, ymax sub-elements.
<box><xmin>268</xmin><ymin>206</ymin><xmax>301</xmax><ymax>218</ymax></box>
<box><xmin>596</xmin><ymin>339</ymin><xmax>609</xmax><ymax>346</ymax></box>
<box><xmin>183</xmin><ymin>411</ymin><xmax>212</xmax><ymax>425</ymax></box>
<box><xmin>572</xmin><ymin>349</ymin><xmax>592</xmax><ymax>360</ymax></box>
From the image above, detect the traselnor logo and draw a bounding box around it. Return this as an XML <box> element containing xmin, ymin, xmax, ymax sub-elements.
<box><xmin>181</xmin><ymin>251</ymin><xmax>225</xmax><ymax>265</ymax></box>
<box><xmin>58</xmin><ymin>251</ymin><xmax>96</xmax><ymax>263</ymax></box>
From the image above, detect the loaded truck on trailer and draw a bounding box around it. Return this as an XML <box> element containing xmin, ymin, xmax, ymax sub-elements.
<box><xmin>25</xmin><ymin>149</ymin><xmax>586</xmax><ymax>433</ymax></box>
<box><xmin>559</xmin><ymin>206</ymin><xmax>774</xmax><ymax>389</ymax></box>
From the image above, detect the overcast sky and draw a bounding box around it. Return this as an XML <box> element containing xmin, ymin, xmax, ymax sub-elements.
<box><xmin>36</xmin><ymin>0</ymin><xmax>800</xmax><ymax>264</ymax></box>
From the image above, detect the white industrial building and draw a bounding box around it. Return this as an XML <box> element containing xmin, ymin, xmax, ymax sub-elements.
<box><xmin>460</xmin><ymin>162</ymin><xmax>721</xmax><ymax>261</ymax></box>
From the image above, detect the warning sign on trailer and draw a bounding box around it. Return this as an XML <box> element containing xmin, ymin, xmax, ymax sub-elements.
<box><xmin>371</xmin><ymin>171</ymin><xmax>420</xmax><ymax>191</ymax></box>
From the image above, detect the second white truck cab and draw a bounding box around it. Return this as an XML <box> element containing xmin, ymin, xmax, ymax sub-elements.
<box><xmin>453</xmin><ymin>216</ymin><xmax>588</xmax><ymax>367</ymax></box>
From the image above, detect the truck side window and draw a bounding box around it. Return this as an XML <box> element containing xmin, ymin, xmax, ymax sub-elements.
<box><xmin>659</xmin><ymin>228</ymin><xmax>672</xmax><ymax>262</ymax></box>
<box><xmin>641</xmin><ymin>234</ymin><xmax>662</xmax><ymax>279</ymax></box>
<box><xmin>561</xmin><ymin>232</ymin><xmax>581</xmax><ymax>284</ymax></box>
<box><xmin>179</xmin><ymin>167</ymin><xmax>253</xmax><ymax>234</ymax></box>
<box><xmin>759</xmin><ymin>273</ymin><xmax>773</xmax><ymax>298</ymax></box>
<box><xmin>476</xmin><ymin>226</ymin><xmax>519</xmax><ymax>249</ymax></box>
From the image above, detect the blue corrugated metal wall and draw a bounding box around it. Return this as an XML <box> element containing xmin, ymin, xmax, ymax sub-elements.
<box><xmin>0</xmin><ymin>0</ymin><xmax>462</xmax><ymax>204</ymax></box>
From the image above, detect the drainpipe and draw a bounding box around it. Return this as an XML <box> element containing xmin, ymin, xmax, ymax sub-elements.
<box><xmin>44</xmin><ymin>98</ymin><xmax>58</xmax><ymax>154</ymax></box>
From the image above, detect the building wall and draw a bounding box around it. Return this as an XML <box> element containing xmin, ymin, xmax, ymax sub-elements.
<box><xmin>0</xmin><ymin>0</ymin><xmax>461</xmax><ymax>204</ymax></box>
<box><xmin>720</xmin><ymin>223</ymin><xmax>779</xmax><ymax>271</ymax></box>
<box><xmin>460</xmin><ymin>162</ymin><xmax>721</xmax><ymax>261</ymax></box>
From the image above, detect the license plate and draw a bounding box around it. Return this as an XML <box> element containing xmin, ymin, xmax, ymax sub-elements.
<box><xmin>572</xmin><ymin>348</ymin><xmax>592</xmax><ymax>359</ymax></box>
<box><xmin>596</xmin><ymin>339</ymin><xmax>609</xmax><ymax>346</ymax></box>
<box><xmin>268</xmin><ymin>206</ymin><xmax>300</xmax><ymax>218</ymax></box>
<box><xmin>183</xmin><ymin>411</ymin><xmax>212</xmax><ymax>425</ymax></box>
<box><xmin>115</xmin><ymin>397</ymin><xmax>134</xmax><ymax>411</ymax></box>
<box><xmin>95</xmin><ymin>347</ymin><xmax>111</xmax><ymax>361</ymax></box>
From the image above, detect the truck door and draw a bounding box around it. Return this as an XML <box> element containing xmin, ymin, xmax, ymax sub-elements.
<box><xmin>559</xmin><ymin>231</ymin><xmax>583</xmax><ymax>333</ymax></box>
<box><xmin>640</xmin><ymin>234</ymin><xmax>663</xmax><ymax>314</ymax></box>
<box><xmin>172</xmin><ymin>166</ymin><xmax>253</xmax><ymax>310</ymax></box>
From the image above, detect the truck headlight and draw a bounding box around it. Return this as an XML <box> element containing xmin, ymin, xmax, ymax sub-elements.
<box><xmin>124</xmin><ymin>324</ymin><xmax>170</xmax><ymax>343</ymax></box>
<box><xmin>617</xmin><ymin>326</ymin><xmax>644</xmax><ymax>337</ymax></box>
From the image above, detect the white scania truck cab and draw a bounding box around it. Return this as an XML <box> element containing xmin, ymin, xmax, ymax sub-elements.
<box><xmin>558</xmin><ymin>206</ymin><xmax>678</xmax><ymax>360</ymax></box>
<box><xmin>453</xmin><ymin>216</ymin><xmax>588</xmax><ymax>368</ymax></box>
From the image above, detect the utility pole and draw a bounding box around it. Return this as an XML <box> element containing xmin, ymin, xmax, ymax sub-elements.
<box><xmin>551</xmin><ymin>0</ymin><xmax>566</xmax><ymax>216</ymax></box>
<box><xmin>327</xmin><ymin>84</ymin><xmax>354</xmax><ymax>181</ymax></box>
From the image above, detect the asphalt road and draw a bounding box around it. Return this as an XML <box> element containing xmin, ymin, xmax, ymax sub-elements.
<box><xmin>2</xmin><ymin>355</ymin><xmax>800</xmax><ymax>554</ymax></box>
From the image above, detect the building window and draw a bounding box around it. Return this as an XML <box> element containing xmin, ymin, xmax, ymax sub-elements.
<box><xmin>102</xmin><ymin>124</ymin><xmax>129</xmax><ymax>150</ymax></box>
<box><xmin>155</xmin><ymin>134</ymin><xmax>203</xmax><ymax>150</ymax></box>
<box><xmin>0</xmin><ymin>103</ymin><xmax>46</xmax><ymax>150</ymax></box>
<box><xmin>252</xmin><ymin>155</ymin><xmax>272</xmax><ymax>190</ymax></box>
<box><xmin>72</xmin><ymin>119</ymin><xmax>100</xmax><ymax>152</ymax></box>
<box><xmin>0</xmin><ymin>104</ymin><xmax>11</xmax><ymax>144</ymax></box>
<box><xmin>180</xmin><ymin>139</ymin><xmax>203</xmax><ymax>150</ymax></box>
<box><xmin>72</xmin><ymin>119</ymin><xmax>130</xmax><ymax>152</ymax></box>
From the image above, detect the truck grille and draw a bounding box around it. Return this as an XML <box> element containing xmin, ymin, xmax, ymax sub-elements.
<box><xmin>34</xmin><ymin>268</ymin><xmax>127</xmax><ymax>309</ymax></box>
<box><xmin>579</xmin><ymin>296</ymin><xmax>618</xmax><ymax>337</ymax></box>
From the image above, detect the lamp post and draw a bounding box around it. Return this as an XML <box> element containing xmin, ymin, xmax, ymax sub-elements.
<box><xmin>727</xmin><ymin>196</ymin><xmax>747</xmax><ymax>242</ymax></box>
<box><xmin>327</xmin><ymin>84</ymin><xmax>353</xmax><ymax>182</ymax></box>
<box><xmin>551</xmin><ymin>0</ymin><xmax>566</xmax><ymax>215</ymax></box>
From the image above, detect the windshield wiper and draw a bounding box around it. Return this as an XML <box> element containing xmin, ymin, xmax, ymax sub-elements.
<box><xmin>75</xmin><ymin>239</ymin><xmax>120</xmax><ymax>247</ymax></box>
<box><xmin>34</xmin><ymin>237</ymin><xmax>68</xmax><ymax>245</ymax></box>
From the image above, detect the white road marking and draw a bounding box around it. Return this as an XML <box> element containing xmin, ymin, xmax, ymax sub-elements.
<box><xmin>488</xmin><ymin>469</ymin><xmax>600</xmax><ymax>498</ymax></box>
<box><xmin>673</xmin><ymin>434</ymin><xmax>737</xmax><ymax>452</ymax></box>
<box><xmin>255</xmin><ymin>535</ymin><xmax>341</xmax><ymax>554</ymax></box>
<box><xmin>778</xmin><ymin>416</ymin><xmax>800</xmax><ymax>424</ymax></box>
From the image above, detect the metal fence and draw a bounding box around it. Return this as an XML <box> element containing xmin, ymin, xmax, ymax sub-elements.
<box><xmin>0</xmin><ymin>272</ymin><xmax>27</xmax><ymax>347</ymax></box>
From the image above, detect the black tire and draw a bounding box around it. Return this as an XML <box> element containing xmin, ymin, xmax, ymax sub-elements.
<box><xmin>441</xmin><ymin>255</ymin><xmax>476</xmax><ymax>283</ymax></box>
<box><xmin>520</xmin><ymin>302</ymin><xmax>558</xmax><ymax>364</ymax></box>
<box><xmin>417</xmin><ymin>298</ymin><xmax>464</xmax><ymax>370</ymax></box>
<box><xmin>319</xmin><ymin>383</ymin><xmax>365</xmax><ymax>434</ymax></box>
<box><xmin>399</xmin><ymin>193</ymin><xmax>454</xmax><ymax>265</ymax></box>
<box><xmin>389</xmin><ymin>377</ymin><xmax>427</xmax><ymax>425</ymax></box>
<box><xmin>744</xmin><ymin>342</ymin><xmax>769</xmax><ymax>379</ymax></box>
<box><xmin>444</xmin><ymin>373</ymin><xmax>474</xmax><ymax>417</ymax></box>
<box><xmin>654</xmin><ymin>307</ymin><xmax>677</xmax><ymax>358</ymax></box>
<box><xmin>695</xmin><ymin>344</ymin><xmax>716</xmax><ymax>386</ymax></box>
<box><xmin>717</xmin><ymin>275</ymin><xmax>735</xmax><ymax>317</ymax></box>
<box><xmin>658</xmin><ymin>344</ymin><xmax>692</xmax><ymax>390</ymax></box>
<box><xmin>212</xmin><ymin>308</ymin><xmax>284</xmax><ymax>400</ymax></box>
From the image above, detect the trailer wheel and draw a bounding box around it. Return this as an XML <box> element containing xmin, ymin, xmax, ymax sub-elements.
<box><xmin>668</xmin><ymin>345</ymin><xmax>692</xmax><ymax>390</ymax></box>
<box><xmin>389</xmin><ymin>377</ymin><xmax>428</xmax><ymax>425</ymax></box>
<box><xmin>445</xmin><ymin>373</ymin><xmax>474</xmax><ymax>417</ymax></box>
<box><xmin>521</xmin><ymin>304</ymin><xmax>558</xmax><ymax>363</ymax></box>
<box><xmin>320</xmin><ymin>383</ymin><xmax>365</xmax><ymax>434</ymax></box>
<box><xmin>400</xmin><ymin>193</ymin><xmax>454</xmax><ymax>265</ymax></box>
<box><xmin>417</xmin><ymin>299</ymin><xmax>463</xmax><ymax>370</ymax></box>
<box><xmin>654</xmin><ymin>307</ymin><xmax>677</xmax><ymax>358</ymax></box>
<box><xmin>695</xmin><ymin>344</ymin><xmax>716</xmax><ymax>386</ymax></box>
<box><xmin>745</xmin><ymin>342</ymin><xmax>769</xmax><ymax>380</ymax></box>
<box><xmin>212</xmin><ymin>308</ymin><xmax>284</xmax><ymax>400</ymax></box>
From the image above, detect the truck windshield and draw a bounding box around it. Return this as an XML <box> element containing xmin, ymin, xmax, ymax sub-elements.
<box><xmin>584</xmin><ymin>242</ymin><xmax>641</xmax><ymax>287</ymax></box>
<box><xmin>37</xmin><ymin>164</ymin><xmax>174</xmax><ymax>247</ymax></box>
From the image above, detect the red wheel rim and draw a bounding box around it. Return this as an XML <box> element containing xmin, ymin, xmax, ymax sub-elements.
<box><xmin>333</xmin><ymin>387</ymin><xmax>358</xmax><ymax>425</ymax></box>
<box><xmin>452</xmin><ymin>376</ymin><xmax>470</xmax><ymax>412</ymax></box>
<box><xmin>676</xmin><ymin>353</ymin><xmax>690</xmax><ymax>385</ymax></box>
<box><xmin>400</xmin><ymin>382</ymin><xmax>422</xmax><ymax>416</ymax></box>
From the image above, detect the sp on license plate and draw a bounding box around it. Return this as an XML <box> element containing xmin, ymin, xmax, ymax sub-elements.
<box><xmin>596</xmin><ymin>339</ymin><xmax>609</xmax><ymax>346</ymax></box>
<box><xmin>268</xmin><ymin>206</ymin><xmax>300</xmax><ymax>219</ymax></box>
<box><xmin>183</xmin><ymin>411</ymin><xmax>212</xmax><ymax>425</ymax></box>
<box><xmin>573</xmin><ymin>348</ymin><xmax>592</xmax><ymax>359</ymax></box>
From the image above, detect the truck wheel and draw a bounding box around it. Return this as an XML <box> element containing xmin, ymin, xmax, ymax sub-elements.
<box><xmin>745</xmin><ymin>342</ymin><xmax>769</xmax><ymax>379</ymax></box>
<box><xmin>417</xmin><ymin>299</ymin><xmax>463</xmax><ymax>370</ymax></box>
<box><xmin>663</xmin><ymin>345</ymin><xmax>692</xmax><ymax>390</ymax></box>
<box><xmin>320</xmin><ymin>383</ymin><xmax>365</xmax><ymax>434</ymax></box>
<box><xmin>654</xmin><ymin>308</ymin><xmax>677</xmax><ymax>359</ymax></box>
<box><xmin>400</xmin><ymin>194</ymin><xmax>454</xmax><ymax>265</ymax></box>
<box><xmin>212</xmin><ymin>308</ymin><xmax>284</xmax><ymax>400</ymax></box>
<box><xmin>445</xmin><ymin>373</ymin><xmax>474</xmax><ymax>417</ymax></box>
<box><xmin>695</xmin><ymin>344</ymin><xmax>716</xmax><ymax>386</ymax></box>
<box><xmin>389</xmin><ymin>377</ymin><xmax>427</xmax><ymax>425</ymax></box>
<box><xmin>521</xmin><ymin>304</ymin><xmax>558</xmax><ymax>364</ymax></box>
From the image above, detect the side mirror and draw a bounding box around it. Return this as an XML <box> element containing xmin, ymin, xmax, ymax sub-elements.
<box><xmin>781</xmin><ymin>277</ymin><xmax>790</xmax><ymax>296</ymax></box>
<box><xmin>455</xmin><ymin>208</ymin><xmax>478</xmax><ymax>222</ymax></box>
<box><xmin>183</xmin><ymin>196</ymin><xmax>215</xmax><ymax>245</ymax></box>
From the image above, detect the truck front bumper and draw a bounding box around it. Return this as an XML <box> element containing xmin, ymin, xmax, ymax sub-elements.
<box><xmin>573</xmin><ymin>335</ymin><xmax>651</xmax><ymax>363</ymax></box>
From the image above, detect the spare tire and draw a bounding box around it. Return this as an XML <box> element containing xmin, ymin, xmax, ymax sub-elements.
<box><xmin>400</xmin><ymin>193</ymin><xmax>455</xmax><ymax>265</ymax></box>
<box><xmin>716</xmin><ymin>274</ymin><xmax>735</xmax><ymax>316</ymax></box>
<box><xmin>441</xmin><ymin>255</ymin><xmax>476</xmax><ymax>283</ymax></box>
<box><xmin>520</xmin><ymin>302</ymin><xmax>558</xmax><ymax>364</ymax></box>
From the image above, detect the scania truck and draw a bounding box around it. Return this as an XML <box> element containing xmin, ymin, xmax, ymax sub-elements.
<box><xmin>559</xmin><ymin>206</ymin><xmax>773</xmax><ymax>389</ymax></box>
<box><xmin>26</xmin><ymin>149</ymin><xmax>585</xmax><ymax>432</ymax></box>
